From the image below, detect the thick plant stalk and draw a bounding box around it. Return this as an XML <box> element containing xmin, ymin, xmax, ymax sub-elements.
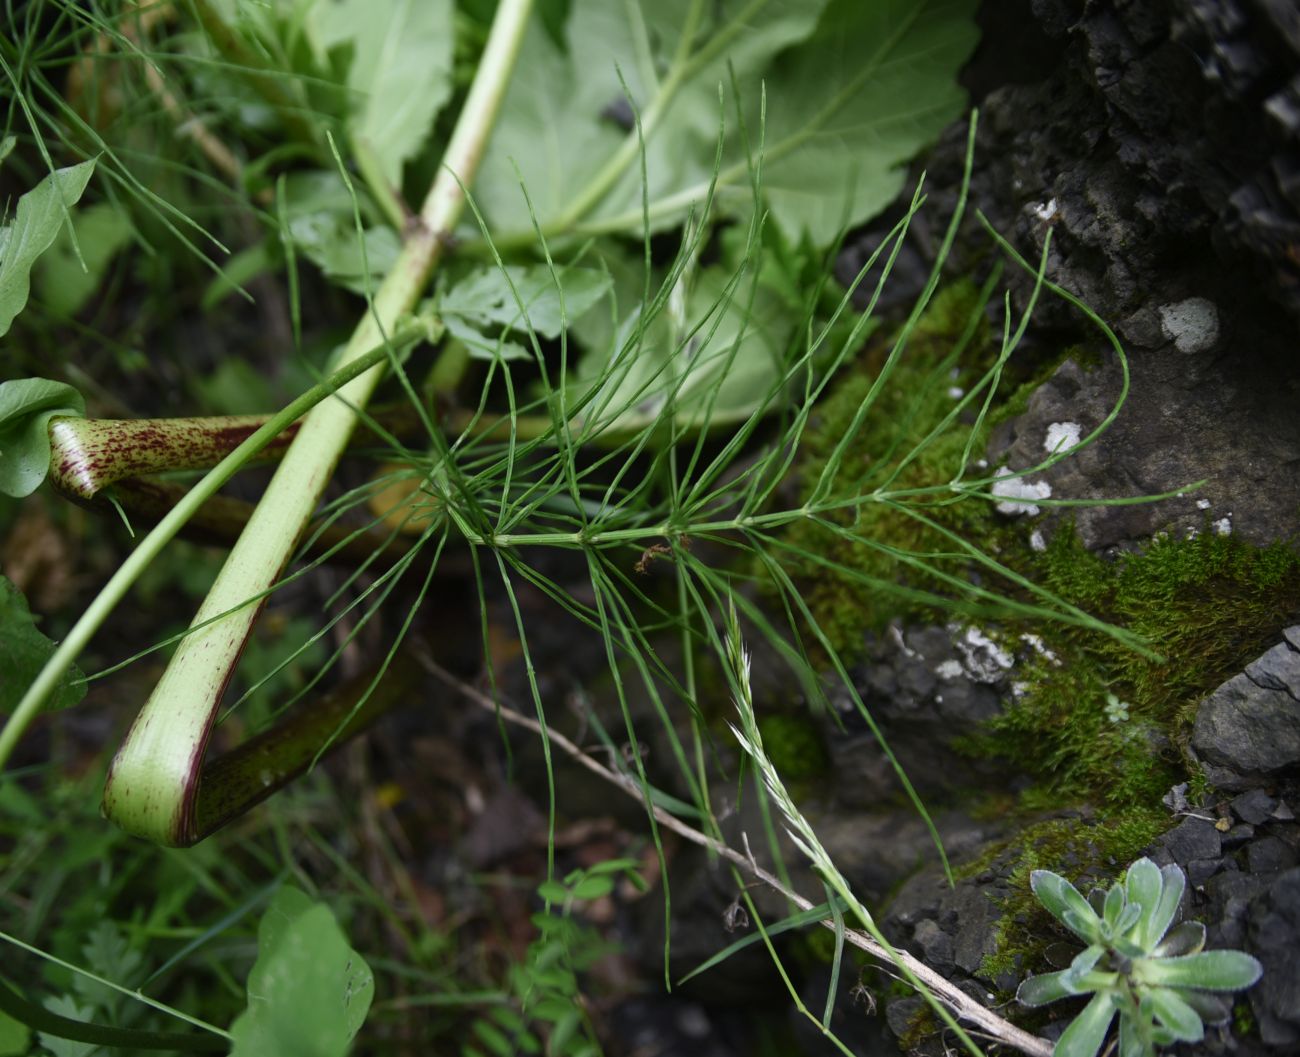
<box><xmin>103</xmin><ymin>0</ymin><xmax>534</xmax><ymax>844</ymax></box>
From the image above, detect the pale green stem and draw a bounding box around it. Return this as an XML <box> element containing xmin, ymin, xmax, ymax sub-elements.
<box><xmin>94</xmin><ymin>0</ymin><xmax>534</xmax><ymax>843</ymax></box>
<box><xmin>0</xmin><ymin>337</ymin><xmax>407</xmax><ymax>775</ymax></box>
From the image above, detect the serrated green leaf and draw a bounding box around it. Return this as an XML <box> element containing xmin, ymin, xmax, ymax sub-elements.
<box><xmin>0</xmin><ymin>160</ymin><xmax>96</xmax><ymax>336</ymax></box>
<box><xmin>37</xmin><ymin>996</ymin><xmax>95</xmax><ymax>1057</ymax></box>
<box><xmin>0</xmin><ymin>377</ymin><xmax>86</xmax><ymax>498</ymax></box>
<box><xmin>281</xmin><ymin>171</ymin><xmax>399</xmax><ymax>293</ymax></box>
<box><xmin>229</xmin><ymin>886</ymin><xmax>374</xmax><ymax>1057</ymax></box>
<box><xmin>1054</xmin><ymin>991</ymin><xmax>1117</xmax><ymax>1057</ymax></box>
<box><xmin>444</xmin><ymin>265</ymin><xmax>612</xmax><ymax>339</ymax></box>
<box><xmin>307</xmin><ymin>0</ymin><xmax>454</xmax><ymax>186</ymax></box>
<box><xmin>1137</xmin><ymin>950</ymin><xmax>1263</xmax><ymax>992</ymax></box>
<box><xmin>73</xmin><ymin>921</ymin><xmax>143</xmax><ymax>1016</ymax></box>
<box><xmin>1</xmin><ymin>575</ymin><xmax>86</xmax><ymax>714</ymax></box>
<box><xmin>33</xmin><ymin>202</ymin><xmax>132</xmax><ymax>319</ymax></box>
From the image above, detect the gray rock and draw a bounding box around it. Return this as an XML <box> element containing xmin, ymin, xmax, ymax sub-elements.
<box><xmin>1245</xmin><ymin>633</ymin><xmax>1300</xmax><ymax>696</ymax></box>
<box><xmin>1246</xmin><ymin>836</ymin><xmax>1299</xmax><ymax>875</ymax></box>
<box><xmin>1156</xmin><ymin>816</ymin><xmax>1223</xmax><ymax>863</ymax></box>
<box><xmin>1248</xmin><ymin>867</ymin><xmax>1300</xmax><ymax>1047</ymax></box>
<box><xmin>913</xmin><ymin>919</ymin><xmax>955</xmax><ymax>974</ymax></box>
<box><xmin>1232</xmin><ymin>789</ymin><xmax>1279</xmax><ymax>825</ymax></box>
<box><xmin>1193</xmin><ymin>642</ymin><xmax>1300</xmax><ymax>790</ymax></box>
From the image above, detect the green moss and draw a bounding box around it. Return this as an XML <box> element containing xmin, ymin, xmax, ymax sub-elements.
<box><xmin>781</xmin><ymin>279</ymin><xmax>1009</xmax><ymax>657</ymax></box>
<box><xmin>756</xmin><ymin>713</ymin><xmax>828</xmax><ymax>784</ymax></box>
<box><xmin>971</xmin><ymin>812</ymin><xmax>1166</xmax><ymax>987</ymax></box>
<box><xmin>1233</xmin><ymin>999</ymin><xmax>1256</xmax><ymax>1038</ymax></box>
<box><xmin>959</xmin><ymin>524</ymin><xmax>1300</xmax><ymax>809</ymax></box>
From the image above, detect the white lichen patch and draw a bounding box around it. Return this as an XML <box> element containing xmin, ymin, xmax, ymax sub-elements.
<box><xmin>1029</xmin><ymin>528</ymin><xmax>1047</xmax><ymax>552</ymax></box>
<box><xmin>992</xmin><ymin>466</ymin><xmax>1052</xmax><ymax>516</ymax></box>
<box><xmin>1214</xmin><ymin>516</ymin><xmax>1232</xmax><ymax>536</ymax></box>
<box><xmin>1020</xmin><ymin>633</ymin><xmax>1060</xmax><ymax>665</ymax></box>
<box><xmin>1043</xmin><ymin>421</ymin><xmax>1082</xmax><ymax>453</ymax></box>
<box><xmin>1158</xmin><ymin>297</ymin><xmax>1219</xmax><ymax>354</ymax></box>
<box><xmin>1032</xmin><ymin>198</ymin><xmax>1059</xmax><ymax>222</ymax></box>
<box><xmin>934</xmin><ymin>659</ymin><xmax>965</xmax><ymax>681</ymax></box>
<box><xmin>1196</xmin><ymin>498</ymin><xmax>1212</xmax><ymax>510</ymax></box>
<box><xmin>953</xmin><ymin>626</ymin><xmax>1015</xmax><ymax>684</ymax></box>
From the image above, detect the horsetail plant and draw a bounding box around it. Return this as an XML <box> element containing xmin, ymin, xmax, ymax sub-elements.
<box><xmin>1018</xmin><ymin>858</ymin><xmax>1263</xmax><ymax>1057</ymax></box>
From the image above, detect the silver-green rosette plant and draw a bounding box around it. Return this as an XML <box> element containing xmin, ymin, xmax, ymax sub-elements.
<box><xmin>1018</xmin><ymin>857</ymin><xmax>1263</xmax><ymax>1057</ymax></box>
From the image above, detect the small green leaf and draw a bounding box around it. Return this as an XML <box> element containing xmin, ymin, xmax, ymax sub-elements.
<box><xmin>1153</xmin><ymin>920</ymin><xmax>1205</xmax><ymax>958</ymax></box>
<box><xmin>229</xmin><ymin>886</ymin><xmax>374</xmax><ymax>1057</ymax></box>
<box><xmin>1016</xmin><ymin>970</ymin><xmax>1078</xmax><ymax>1008</ymax></box>
<box><xmin>1031</xmin><ymin>870</ymin><xmax>1103</xmax><ymax>943</ymax></box>
<box><xmin>1054</xmin><ymin>991</ymin><xmax>1117</xmax><ymax>1057</ymax></box>
<box><xmin>1144</xmin><ymin>987</ymin><xmax>1205</xmax><ymax>1043</ymax></box>
<box><xmin>0</xmin><ymin>576</ymin><xmax>86</xmax><ymax>715</ymax></box>
<box><xmin>1137</xmin><ymin>950</ymin><xmax>1263</xmax><ymax>991</ymax></box>
<box><xmin>0</xmin><ymin>377</ymin><xmax>86</xmax><ymax>498</ymax></box>
<box><xmin>568</xmin><ymin>875</ymin><xmax>613</xmax><ymax>901</ymax></box>
<box><xmin>1124</xmin><ymin>858</ymin><xmax>1162</xmax><ymax>941</ymax></box>
<box><xmin>0</xmin><ymin>159</ymin><xmax>96</xmax><ymax>336</ymax></box>
<box><xmin>1102</xmin><ymin>883</ymin><xmax>1126</xmax><ymax>930</ymax></box>
<box><xmin>1140</xmin><ymin>864</ymin><xmax>1185</xmax><ymax>951</ymax></box>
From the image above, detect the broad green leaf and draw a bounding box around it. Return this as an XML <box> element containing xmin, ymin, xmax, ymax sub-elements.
<box><xmin>752</xmin><ymin>0</ymin><xmax>977</xmax><ymax>244</ymax></box>
<box><xmin>33</xmin><ymin>202</ymin><xmax>132</xmax><ymax>318</ymax></box>
<box><xmin>229</xmin><ymin>886</ymin><xmax>374</xmax><ymax>1057</ymax></box>
<box><xmin>0</xmin><ymin>377</ymin><xmax>86</xmax><ymax>498</ymax></box>
<box><xmin>476</xmin><ymin>0</ymin><xmax>976</xmax><ymax>247</ymax></box>
<box><xmin>0</xmin><ymin>159</ymin><xmax>96</xmax><ymax>336</ymax></box>
<box><xmin>0</xmin><ymin>575</ymin><xmax>87</xmax><ymax>714</ymax></box>
<box><xmin>1054</xmin><ymin>991</ymin><xmax>1117</xmax><ymax>1057</ymax></box>
<box><xmin>475</xmin><ymin>0</ymin><xmax>831</xmax><ymax>238</ymax></box>
<box><xmin>306</xmin><ymin>0</ymin><xmax>454</xmax><ymax>186</ymax></box>
<box><xmin>1137</xmin><ymin>950</ymin><xmax>1263</xmax><ymax>991</ymax></box>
